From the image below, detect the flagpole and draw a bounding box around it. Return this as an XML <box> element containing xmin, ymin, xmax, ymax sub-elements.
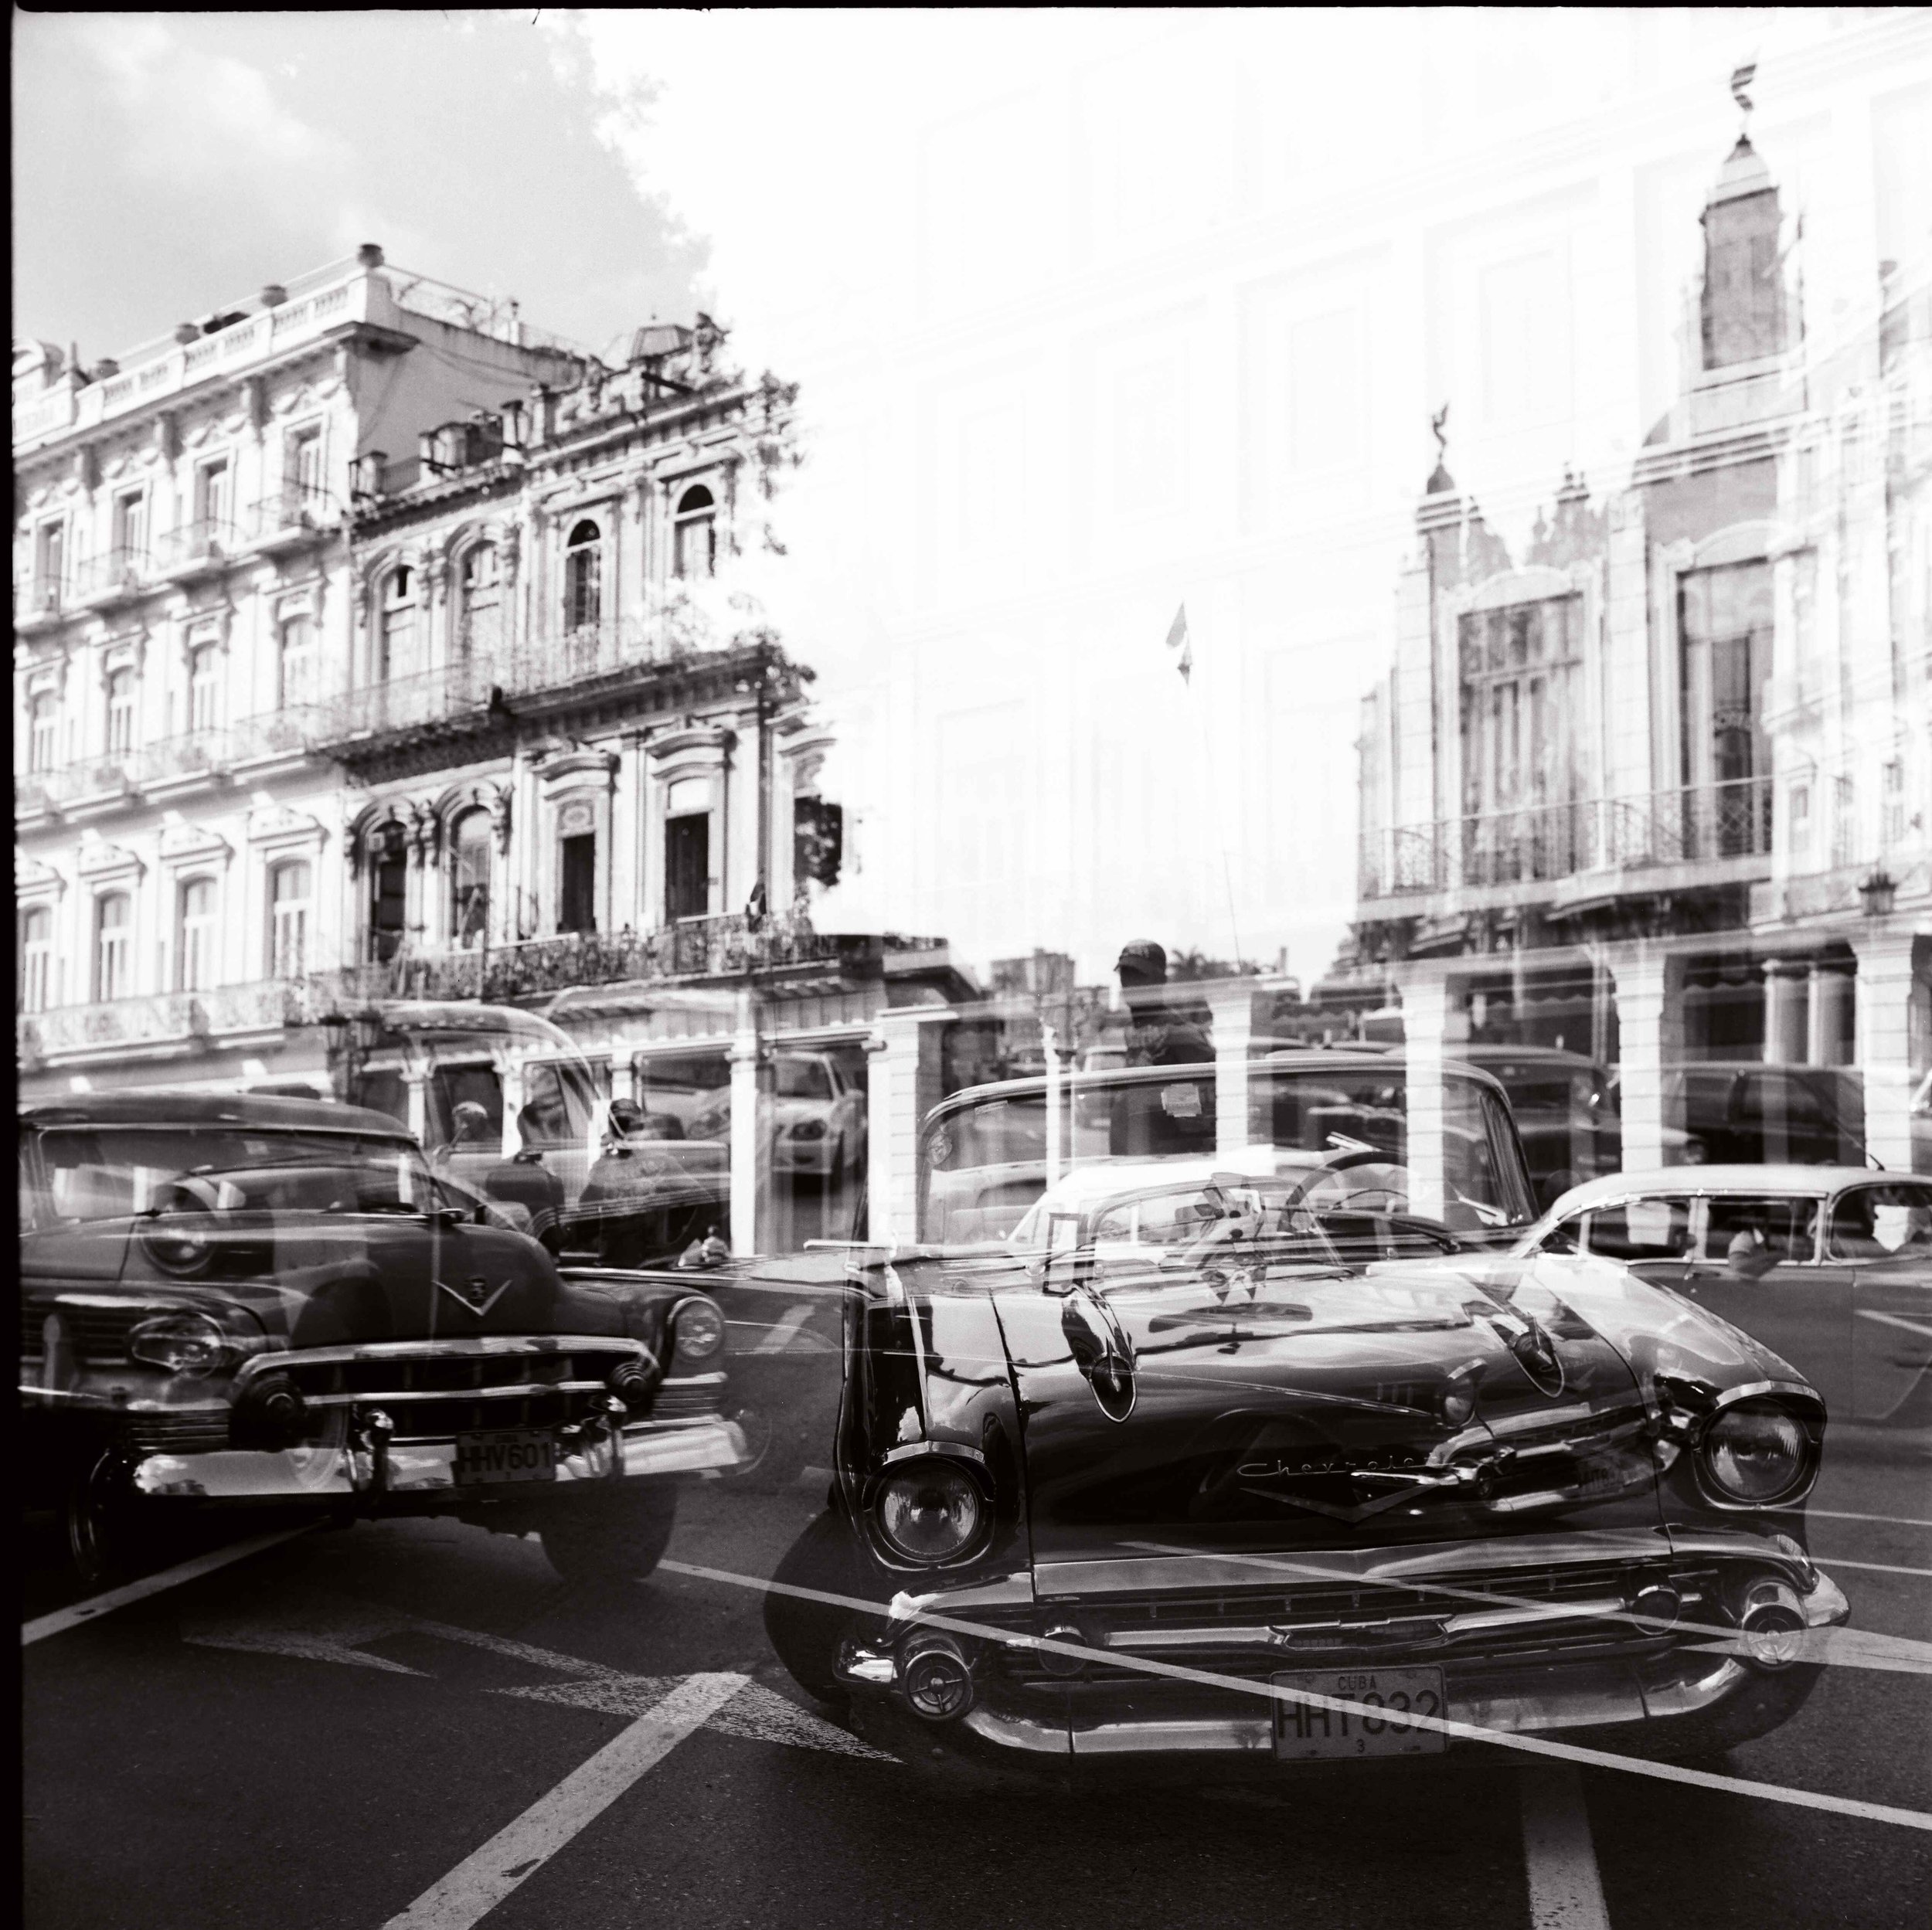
<box><xmin>1166</xmin><ymin>600</ymin><xmax>1245</xmax><ymax>969</ymax></box>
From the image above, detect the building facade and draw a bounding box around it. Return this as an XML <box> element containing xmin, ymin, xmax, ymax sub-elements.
<box><xmin>1346</xmin><ymin>122</ymin><xmax>1932</xmax><ymax>1184</ymax></box>
<box><xmin>12</xmin><ymin>249</ymin><xmax>865</xmax><ymax>1115</ymax></box>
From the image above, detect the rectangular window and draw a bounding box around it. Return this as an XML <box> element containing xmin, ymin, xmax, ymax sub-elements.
<box><xmin>1883</xmin><ymin>760</ymin><xmax>1906</xmax><ymax>851</ymax></box>
<box><xmin>196</xmin><ymin>460</ymin><xmax>230</xmax><ymax>532</ymax></box>
<box><xmin>94</xmin><ymin>895</ymin><xmax>131</xmax><ymax>1003</ymax></box>
<box><xmin>665</xmin><ymin>813</ymin><xmax>709</xmax><ymax>922</ymax></box>
<box><xmin>189</xmin><ymin>644</ymin><xmax>219</xmax><ymax>734</ymax></box>
<box><xmin>1832</xmin><ymin>773</ymin><xmax>1856</xmax><ymax>870</ymax></box>
<box><xmin>35</xmin><ymin>522</ymin><xmax>65</xmax><ymax>607</ymax></box>
<box><xmin>277</xmin><ymin>614</ymin><xmax>315</xmax><ymax>708</ymax></box>
<box><xmin>19</xmin><ymin>907</ymin><xmax>53</xmax><ymax>1015</ymax></box>
<box><xmin>559</xmin><ymin>832</ymin><xmax>597</xmax><ymax>934</ymax></box>
<box><xmin>177</xmin><ymin>878</ymin><xmax>216</xmax><ymax>992</ymax></box>
<box><xmin>270</xmin><ymin>861</ymin><xmax>312</xmax><ymax>980</ymax></box>
<box><xmin>106</xmin><ymin>670</ymin><xmax>136</xmax><ymax>757</ymax></box>
<box><xmin>287</xmin><ymin>427</ymin><xmax>322</xmax><ymax>505</ymax></box>
<box><xmin>29</xmin><ymin>693</ymin><xmax>60</xmax><ymax>773</ymax></box>
<box><xmin>114</xmin><ymin>491</ymin><xmax>148</xmax><ymax>564</ymax></box>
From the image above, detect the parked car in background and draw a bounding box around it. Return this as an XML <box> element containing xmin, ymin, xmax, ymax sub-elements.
<box><xmin>19</xmin><ymin>1089</ymin><xmax>743</xmax><ymax>1586</ymax></box>
<box><xmin>1447</xmin><ymin>1045</ymin><xmax>1622</xmax><ymax>1211</ymax></box>
<box><xmin>765</xmin><ymin>1128</ymin><xmax>1847</xmax><ymax>1779</ymax></box>
<box><xmin>767</xmin><ymin>1048</ymin><xmax>868</xmax><ymax>1182</ymax></box>
<box><xmin>920</xmin><ymin>1052</ymin><xmax>1539</xmax><ymax>1252</ymax></box>
<box><xmin>1604</xmin><ymin>1062</ymin><xmax>1869</xmax><ymax>1168</ymax></box>
<box><xmin>1512</xmin><ymin>1165</ymin><xmax>1932</xmax><ymax>1424</ymax></box>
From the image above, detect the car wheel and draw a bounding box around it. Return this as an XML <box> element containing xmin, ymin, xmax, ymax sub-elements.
<box><xmin>64</xmin><ymin>1446</ymin><xmax>158</xmax><ymax>1591</ymax></box>
<box><xmin>539</xmin><ymin>1482</ymin><xmax>679</xmax><ymax>1585</ymax></box>
<box><xmin>764</xmin><ymin>1509</ymin><xmax>880</xmax><ymax>1705</ymax></box>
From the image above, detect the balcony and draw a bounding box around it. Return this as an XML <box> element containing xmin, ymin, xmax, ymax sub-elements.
<box><xmin>155</xmin><ymin>518</ymin><xmax>244</xmax><ymax>582</ymax></box>
<box><xmin>247</xmin><ymin>483</ymin><xmax>340</xmax><ymax>551</ymax></box>
<box><xmin>1359</xmin><ymin>778</ymin><xmax>1775</xmax><ymax>909</ymax></box>
<box><xmin>12</xmin><ymin>579</ymin><xmax>66</xmax><ymax>632</ymax></box>
<box><xmin>16</xmin><ymin>712</ymin><xmax>318</xmax><ymax>819</ymax></box>
<box><xmin>71</xmin><ymin>545</ymin><xmax>153</xmax><ymax>609</ymax></box>
<box><xmin>309</xmin><ymin>916</ymin><xmax>853</xmax><ymax>1011</ymax></box>
<box><xmin>18</xmin><ymin>980</ymin><xmax>302</xmax><ymax>1070</ymax></box>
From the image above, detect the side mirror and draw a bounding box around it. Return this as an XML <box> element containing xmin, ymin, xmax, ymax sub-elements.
<box><xmin>434</xmin><ymin>1205</ymin><xmax>468</xmax><ymax>1232</ymax></box>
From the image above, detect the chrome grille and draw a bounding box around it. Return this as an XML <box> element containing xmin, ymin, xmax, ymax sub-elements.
<box><xmin>651</xmin><ymin>1375</ymin><xmax>724</xmax><ymax>1424</ymax></box>
<box><xmin>125</xmin><ymin>1410</ymin><xmax>233</xmax><ymax>1456</ymax></box>
<box><xmin>1008</xmin><ymin>1559</ymin><xmax>1712</xmax><ymax>1684</ymax></box>
<box><xmin>253</xmin><ymin>1339</ymin><xmax>646</xmax><ymax>1445</ymax></box>
<box><xmin>19</xmin><ymin>1301</ymin><xmax>147</xmax><ymax>1366</ymax></box>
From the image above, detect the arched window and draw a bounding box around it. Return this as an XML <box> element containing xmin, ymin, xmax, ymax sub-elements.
<box><xmin>450</xmin><ymin>809</ymin><xmax>492</xmax><ymax>950</ymax></box>
<box><xmin>367</xmin><ymin>821</ymin><xmax>410</xmax><ymax>963</ymax></box>
<box><xmin>19</xmin><ymin>906</ymin><xmax>53</xmax><ymax>1014</ymax></box>
<box><xmin>94</xmin><ymin>892</ymin><xmax>131</xmax><ymax>1002</ymax></box>
<box><xmin>177</xmin><ymin>877</ymin><xmax>216</xmax><ymax>991</ymax></box>
<box><xmin>270</xmin><ymin>859</ymin><xmax>312</xmax><ymax>979</ymax></box>
<box><xmin>379</xmin><ymin>566</ymin><xmax>417</xmax><ymax>683</ymax></box>
<box><xmin>105</xmin><ymin>668</ymin><xmax>135</xmax><ymax>757</ymax></box>
<box><xmin>459</xmin><ymin>542</ymin><xmax>502</xmax><ymax>667</ymax></box>
<box><xmin>29</xmin><ymin>691</ymin><xmax>59</xmax><ymax>773</ymax></box>
<box><xmin>564</xmin><ymin>520</ymin><xmax>602</xmax><ymax>630</ymax></box>
<box><xmin>277</xmin><ymin>613</ymin><xmax>315</xmax><ymax>708</ymax></box>
<box><xmin>673</xmin><ymin>485</ymin><xmax>716</xmax><ymax>580</ymax></box>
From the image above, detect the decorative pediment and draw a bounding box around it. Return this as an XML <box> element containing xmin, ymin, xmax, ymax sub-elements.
<box><xmin>15</xmin><ymin>855</ymin><xmax>66</xmax><ymax>897</ymax></box>
<box><xmin>158</xmin><ymin>818</ymin><xmax>233</xmax><ymax>867</ymax></box>
<box><xmin>247</xmin><ymin>802</ymin><xmax>326</xmax><ymax>846</ymax></box>
<box><xmin>76</xmin><ymin>836</ymin><xmax>144</xmax><ymax>882</ymax></box>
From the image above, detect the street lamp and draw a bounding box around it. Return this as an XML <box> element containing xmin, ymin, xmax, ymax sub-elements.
<box><xmin>1858</xmin><ymin>868</ymin><xmax>1897</xmax><ymax>919</ymax></box>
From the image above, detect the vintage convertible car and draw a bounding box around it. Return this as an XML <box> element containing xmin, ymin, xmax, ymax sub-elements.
<box><xmin>19</xmin><ymin>1089</ymin><xmax>743</xmax><ymax>1586</ymax></box>
<box><xmin>765</xmin><ymin>1128</ymin><xmax>1849</xmax><ymax>1784</ymax></box>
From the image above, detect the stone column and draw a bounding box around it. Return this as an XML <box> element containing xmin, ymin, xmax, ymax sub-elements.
<box><xmin>1206</xmin><ymin>981</ymin><xmax>1258</xmax><ymax>1154</ymax></box>
<box><xmin>1808</xmin><ymin>963</ymin><xmax>1855</xmax><ymax>1069</ymax></box>
<box><xmin>728</xmin><ymin>990</ymin><xmax>763</xmax><ymax>1259</ymax></box>
<box><xmin>867</xmin><ymin>1009</ymin><xmax>947</xmax><ymax>1244</ymax></box>
<box><xmin>1612</xmin><ymin>950</ymin><xmax>1686</xmax><ymax>1171</ymax></box>
<box><xmin>1854</xmin><ymin>932</ymin><xmax>1920</xmax><ymax>1172</ymax></box>
<box><xmin>499</xmin><ymin>1055</ymin><xmax>525</xmax><ymax>1157</ymax></box>
<box><xmin>1764</xmin><ymin>958</ymin><xmax>1809</xmax><ymax>1065</ymax></box>
<box><xmin>1400</xmin><ymin>973</ymin><xmax>1450</xmax><ymax>1219</ymax></box>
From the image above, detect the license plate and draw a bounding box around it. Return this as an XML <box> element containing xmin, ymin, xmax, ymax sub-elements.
<box><xmin>452</xmin><ymin>1429</ymin><xmax>556</xmax><ymax>1486</ymax></box>
<box><xmin>1272</xmin><ymin>1666</ymin><xmax>1447</xmax><ymax>1761</ymax></box>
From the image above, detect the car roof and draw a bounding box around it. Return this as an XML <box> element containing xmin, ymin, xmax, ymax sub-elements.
<box><xmin>1023</xmin><ymin>1148</ymin><xmax>1331</xmax><ymax>1212</ymax></box>
<box><xmin>1540</xmin><ymin>1164</ymin><xmax>1892</xmax><ymax>1217</ymax></box>
<box><xmin>19</xmin><ymin>1088</ymin><xmax>412</xmax><ymax>1137</ymax></box>
<box><xmin>932</xmin><ymin>1049</ymin><xmax>1507</xmax><ymax>1121</ymax></box>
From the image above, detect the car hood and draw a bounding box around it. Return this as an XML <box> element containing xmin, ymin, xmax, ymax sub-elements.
<box><xmin>984</xmin><ymin>1252</ymin><xmax>1674</xmax><ymax>1565</ymax></box>
<box><xmin>21</xmin><ymin>1214</ymin><xmax>632</xmax><ymax>1357</ymax></box>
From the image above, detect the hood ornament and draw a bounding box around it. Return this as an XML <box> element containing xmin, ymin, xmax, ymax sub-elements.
<box><xmin>437</xmin><ymin>1274</ymin><xmax>516</xmax><ymax>1318</ymax></box>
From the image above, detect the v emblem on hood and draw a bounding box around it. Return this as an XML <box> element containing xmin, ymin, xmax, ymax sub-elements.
<box><xmin>435</xmin><ymin>1275</ymin><xmax>517</xmax><ymax>1319</ymax></box>
<box><xmin>1238</xmin><ymin>1480</ymin><xmax>1427</xmax><ymax>1526</ymax></box>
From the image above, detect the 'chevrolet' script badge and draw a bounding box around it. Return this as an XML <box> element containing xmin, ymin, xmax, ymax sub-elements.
<box><xmin>437</xmin><ymin>1275</ymin><xmax>516</xmax><ymax>1318</ymax></box>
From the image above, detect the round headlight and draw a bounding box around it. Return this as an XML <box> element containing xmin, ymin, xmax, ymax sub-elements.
<box><xmin>129</xmin><ymin>1311</ymin><xmax>233</xmax><ymax>1379</ymax></box>
<box><xmin>672</xmin><ymin>1298</ymin><xmax>726</xmax><ymax>1362</ymax></box>
<box><xmin>1699</xmin><ymin>1401</ymin><xmax>1813</xmax><ymax>1505</ymax></box>
<box><xmin>876</xmin><ymin>1460</ymin><xmax>985</xmax><ymax>1564</ymax></box>
<box><xmin>141</xmin><ymin>1218</ymin><xmax>213</xmax><ymax>1276</ymax></box>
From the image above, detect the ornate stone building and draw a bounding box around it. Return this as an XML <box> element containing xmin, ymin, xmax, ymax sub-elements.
<box><xmin>1346</xmin><ymin>122</ymin><xmax>1932</xmax><ymax>1184</ymax></box>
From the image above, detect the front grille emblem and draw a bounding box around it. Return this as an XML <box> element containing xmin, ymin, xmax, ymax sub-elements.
<box><xmin>436</xmin><ymin>1275</ymin><xmax>515</xmax><ymax>1318</ymax></box>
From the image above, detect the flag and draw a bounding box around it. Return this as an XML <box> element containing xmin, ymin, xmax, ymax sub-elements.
<box><xmin>1165</xmin><ymin>603</ymin><xmax>1192</xmax><ymax>685</ymax></box>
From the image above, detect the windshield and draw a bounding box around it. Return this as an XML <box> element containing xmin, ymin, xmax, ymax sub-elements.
<box><xmin>21</xmin><ymin>1125</ymin><xmax>422</xmax><ymax>1231</ymax></box>
<box><xmin>921</xmin><ymin>1059</ymin><xmax>1535</xmax><ymax>1245</ymax></box>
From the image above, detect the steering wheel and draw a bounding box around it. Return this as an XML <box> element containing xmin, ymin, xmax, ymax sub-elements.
<box><xmin>1277</xmin><ymin>1147</ymin><xmax>1403</xmax><ymax>1212</ymax></box>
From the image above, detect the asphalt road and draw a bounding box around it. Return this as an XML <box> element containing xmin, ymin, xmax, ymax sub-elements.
<box><xmin>22</xmin><ymin>1317</ymin><xmax>1932</xmax><ymax>1930</ymax></box>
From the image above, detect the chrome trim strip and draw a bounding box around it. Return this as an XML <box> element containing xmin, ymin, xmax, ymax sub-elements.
<box><xmin>297</xmin><ymin>1381</ymin><xmax>614</xmax><ymax>1407</ymax></box>
<box><xmin>233</xmin><ymin>1335</ymin><xmax>647</xmax><ymax>1384</ymax></box>
<box><xmin>1107</xmin><ymin>1594</ymin><xmax>1631</xmax><ymax>1654</ymax></box>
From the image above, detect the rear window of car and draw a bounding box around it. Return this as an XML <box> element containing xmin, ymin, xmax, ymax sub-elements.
<box><xmin>1699</xmin><ymin>1194</ymin><xmax>1821</xmax><ymax>1263</ymax></box>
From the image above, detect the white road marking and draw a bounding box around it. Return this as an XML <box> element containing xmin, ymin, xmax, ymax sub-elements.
<box><xmin>1520</xmin><ymin>1765</ymin><xmax>1611</xmax><ymax>1930</ymax></box>
<box><xmin>1800</xmin><ymin>1508</ymin><xmax>1932</xmax><ymax>1530</ymax></box>
<box><xmin>184</xmin><ymin>1595</ymin><xmax>427</xmax><ymax>1675</ymax></box>
<box><xmin>754</xmin><ymin>1302</ymin><xmax>820</xmax><ymax>1354</ymax></box>
<box><xmin>21</xmin><ymin>1528</ymin><xmax>311</xmax><ymax>1647</ymax></box>
<box><xmin>1855</xmin><ymin>1309</ymin><xmax>1932</xmax><ymax>1339</ymax></box>
<box><xmin>1816</xmin><ymin>1555</ymin><xmax>1932</xmax><ymax>1578</ymax></box>
<box><xmin>380</xmin><ymin>1672</ymin><xmax>748</xmax><ymax>1930</ymax></box>
<box><xmin>659</xmin><ymin>1555</ymin><xmax>1932</xmax><ymax>1832</ymax></box>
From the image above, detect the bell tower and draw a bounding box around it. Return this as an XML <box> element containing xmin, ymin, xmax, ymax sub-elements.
<box><xmin>1699</xmin><ymin>64</ymin><xmax>1790</xmax><ymax>370</ymax></box>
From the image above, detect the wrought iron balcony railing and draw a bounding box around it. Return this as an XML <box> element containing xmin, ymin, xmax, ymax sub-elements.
<box><xmin>18</xmin><ymin>980</ymin><xmax>302</xmax><ymax>1068</ymax></box>
<box><xmin>308</xmin><ymin>916</ymin><xmax>849</xmax><ymax>1011</ymax></box>
<box><xmin>155</xmin><ymin>518</ymin><xmax>244</xmax><ymax>573</ymax></box>
<box><xmin>72</xmin><ymin>546</ymin><xmax>151</xmax><ymax>604</ymax></box>
<box><xmin>1358</xmin><ymin>777</ymin><xmax>1775</xmax><ymax>902</ymax></box>
<box><xmin>247</xmin><ymin>484</ymin><xmax>340</xmax><ymax>542</ymax></box>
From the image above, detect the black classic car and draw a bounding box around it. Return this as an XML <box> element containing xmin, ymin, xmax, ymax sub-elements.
<box><xmin>764</xmin><ymin>1084</ymin><xmax>1849</xmax><ymax>1785</ymax></box>
<box><xmin>19</xmin><ymin>1089</ymin><xmax>743</xmax><ymax>1586</ymax></box>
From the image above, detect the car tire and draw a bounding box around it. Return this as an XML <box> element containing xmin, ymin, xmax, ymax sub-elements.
<box><xmin>539</xmin><ymin>1482</ymin><xmax>679</xmax><ymax>1585</ymax></box>
<box><xmin>764</xmin><ymin>1509</ymin><xmax>883</xmax><ymax>1706</ymax></box>
<box><xmin>63</xmin><ymin>1446</ymin><xmax>160</xmax><ymax>1591</ymax></box>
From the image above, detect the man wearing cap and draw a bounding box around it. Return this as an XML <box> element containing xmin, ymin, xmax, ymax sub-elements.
<box><xmin>1101</xmin><ymin>940</ymin><xmax>1213</xmax><ymax>1157</ymax></box>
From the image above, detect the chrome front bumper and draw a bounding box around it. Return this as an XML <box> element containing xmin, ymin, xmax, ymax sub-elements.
<box><xmin>832</xmin><ymin>1538</ymin><xmax>1850</xmax><ymax>1763</ymax></box>
<box><xmin>130</xmin><ymin>1418</ymin><xmax>745</xmax><ymax>1505</ymax></box>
